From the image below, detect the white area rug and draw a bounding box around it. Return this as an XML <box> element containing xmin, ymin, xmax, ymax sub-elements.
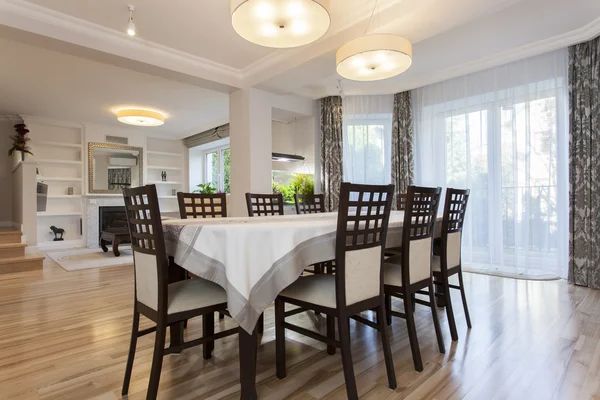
<box><xmin>46</xmin><ymin>247</ymin><xmax>133</xmax><ymax>271</ymax></box>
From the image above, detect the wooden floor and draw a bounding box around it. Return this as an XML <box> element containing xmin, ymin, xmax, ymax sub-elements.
<box><xmin>0</xmin><ymin>258</ymin><xmax>599</xmax><ymax>400</ymax></box>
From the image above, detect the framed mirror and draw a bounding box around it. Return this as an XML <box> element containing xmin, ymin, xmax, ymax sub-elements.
<box><xmin>88</xmin><ymin>142</ymin><xmax>143</xmax><ymax>194</ymax></box>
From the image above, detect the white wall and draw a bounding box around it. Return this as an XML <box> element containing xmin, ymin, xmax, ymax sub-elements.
<box><xmin>271</xmin><ymin>117</ymin><xmax>315</xmax><ymax>174</ymax></box>
<box><xmin>0</xmin><ymin>121</ymin><xmax>14</xmax><ymax>224</ymax></box>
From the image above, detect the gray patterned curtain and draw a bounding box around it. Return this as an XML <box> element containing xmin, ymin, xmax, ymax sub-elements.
<box><xmin>569</xmin><ymin>36</ymin><xmax>600</xmax><ymax>289</ymax></box>
<box><xmin>320</xmin><ymin>96</ymin><xmax>343</xmax><ymax>211</ymax></box>
<box><xmin>391</xmin><ymin>91</ymin><xmax>414</xmax><ymax>209</ymax></box>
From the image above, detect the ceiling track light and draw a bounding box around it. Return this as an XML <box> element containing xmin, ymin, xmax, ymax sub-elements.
<box><xmin>127</xmin><ymin>5</ymin><xmax>136</xmax><ymax>36</ymax></box>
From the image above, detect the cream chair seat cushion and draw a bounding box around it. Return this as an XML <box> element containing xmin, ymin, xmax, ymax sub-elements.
<box><xmin>432</xmin><ymin>255</ymin><xmax>441</xmax><ymax>272</ymax></box>
<box><xmin>279</xmin><ymin>275</ymin><xmax>337</xmax><ymax>309</ymax></box>
<box><xmin>383</xmin><ymin>262</ymin><xmax>404</xmax><ymax>287</ymax></box>
<box><xmin>166</xmin><ymin>278</ymin><xmax>227</xmax><ymax>315</ymax></box>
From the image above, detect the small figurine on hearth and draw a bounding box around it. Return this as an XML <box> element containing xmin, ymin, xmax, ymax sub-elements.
<box><xmin>49</xmin><ymin>225</ymin><xmax>65</xmax><ymax>241</ymax></box>
<box><xmin>161</xmin><ymin>170</ymin><xmax>167</xmax><ymax>181</ymax></box>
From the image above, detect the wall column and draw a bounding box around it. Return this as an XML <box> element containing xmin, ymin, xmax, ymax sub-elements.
<box><xmin>229</xmin><ymin>88</ymin><xmax>272</xmax><ymax>216</ymax></box>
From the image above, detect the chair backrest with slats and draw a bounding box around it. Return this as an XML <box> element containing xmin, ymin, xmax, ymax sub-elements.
<box><xmin>397</xmin><ymin>193</ymin><xmax>407</xmax><ymax>211</ymax></box>
<box><xmin>177</xmin><ymin>192</ymin><xmax>227</xmax><ymax>219</ymax></box>
<box><xmin>335</xmin><ymin>182</ymin><xmax>394</xmax><ymax>308</ymax></box>
<box><xmin>246</xmin><ymin>193</ymin><xmax>285</xmax><ymax>217</ymax></box>
<box><xmin>294</xmin><ymin>193</ymin><xmax>325</xmax><ymax>214</ymax></box>
<box><xmin>123</xmin><ymin>185</ymin><xmax>168</xmax><ymax>314</ymax></box>
<box><xmin>440</xmin><ymin>188</ymin><xmax>470</xmax><ymax>270</ymax></box>
<box><xmin>400</xmin><ymin>186</ymin><xmax>442</xmax><ymax>285</ymax></box>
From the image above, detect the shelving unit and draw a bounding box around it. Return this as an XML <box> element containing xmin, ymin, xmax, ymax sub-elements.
<box><xmin>147</xmin><ymin>165</ymin><xmax>181</xmax><ymax>171</ymax></box>
<box><xmin>37</xmin><ymin>176</ymin><xmax>83</xmax><ymax>182</ymax></box>
<box><xmin>147</xmin><ymin>150</ymin><xmax>180</xmax><ymax>157</ymax></box>
<box><xmin>28</xmin><ymin>119</ymin><xmax>84</xmax><ymax>246</ymax></box>
<box><xmin>36</xmin><ymin>159</ymin><xmax>83</xmax><ymax>165</ymax></box>
<box><xmin>37</xmin><ymin>212</ymin><xmax>82</xmax><ymax>217</ymax></box>
<box><xmin>147</xmin><ymin>137</ymin><xmax>186</xmax><ymax>216</ymax></box>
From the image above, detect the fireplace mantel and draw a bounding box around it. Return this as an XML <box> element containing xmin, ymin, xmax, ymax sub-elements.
<box><xmin>83</xmin><ymin>195</ymin><xmax>125</xmax><ymax>248</ymax></box>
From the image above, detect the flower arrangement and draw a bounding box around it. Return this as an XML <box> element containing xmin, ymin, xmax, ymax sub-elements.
<box><xmin>9</xmin><ymin>124</ymin><xmax>33</xmax><ymax>161</ymax></box>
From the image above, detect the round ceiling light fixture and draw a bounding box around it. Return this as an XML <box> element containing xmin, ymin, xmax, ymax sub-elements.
<box><xmin>336</xmin><ymin>34</ymin><xmax>412</xmax><ymax>81</ymax></box>
<box><xmin>117</xmin><ymin>109</ymin><xmax>164</xmax><ymax>127</ymax></box>
<box><xmin>230</xmin><ymin>0</ymin><xmax>331</xmax><ymax>48</ymax></box>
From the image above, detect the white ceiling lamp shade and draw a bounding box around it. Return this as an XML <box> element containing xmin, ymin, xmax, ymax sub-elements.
<box><xmin>230</xmin><ymin>0</ymin><xmax>331</xmax><ymax>48</ymax></box>
<box><xmin>336</xmin><ymin>34</ymin><xmax>412</xmax><ymax>81</ymax></box>
<box><xmin>117</xmin><ymin>109</ymin><xmax>164</xmax><ymax>127</ymax></box>
<box><xmin>126</xmin><ymin>5</ymin><xmax>136</xmax><ymax>36</ymax></box>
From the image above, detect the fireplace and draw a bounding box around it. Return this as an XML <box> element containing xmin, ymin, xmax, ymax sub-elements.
<box><xmin>98</xmin><ymin>206</ymin><xmax>127</xmax><ymax>242</ymax></box>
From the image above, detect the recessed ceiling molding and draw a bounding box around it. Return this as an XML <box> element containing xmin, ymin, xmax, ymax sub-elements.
<box><xmin>304</xmin><ymin>15</ymin><xmax>600</xmax><ymax>99</ymax></box>
<box><xmin>0</xmin><ymin>0</ymin><xmax>244</xmax><ymax>91</ymax></box>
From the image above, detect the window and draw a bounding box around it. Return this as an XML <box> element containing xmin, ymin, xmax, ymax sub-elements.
<box><xmin>342</xmin><ymin>95</ymin><xmax>393</xmax><ymax>185</ymax></box>
<box><xmin>204</xmin><ymin>145</ymin><xmax>230</xmax><ymax>193</ymax></box>
<box><xmin>414</xmin><ymin>49</ymin><xmax>568</xmax><ymax>278</ymax></box>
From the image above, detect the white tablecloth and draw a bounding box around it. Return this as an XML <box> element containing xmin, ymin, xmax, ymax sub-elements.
<box><xmin>163</xmin><ymin>211</ymin><xmax>429</xmax><ymax>333</ymax></box>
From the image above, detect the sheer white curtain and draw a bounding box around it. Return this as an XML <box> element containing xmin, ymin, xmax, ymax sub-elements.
<box><xmin>414</xmin><ymin>49</ymin><xmax>569</xmax><ymax>278</ymax></box>
<box><xmin>343</xmin><ymin>95</ymin><xmax>393</xmax><ymax>184</ymax></box>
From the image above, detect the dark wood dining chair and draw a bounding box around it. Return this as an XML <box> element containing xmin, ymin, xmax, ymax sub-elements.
<box><xmin>244</xmin><ymin>192</ymin><xmax>284</xmax><ymax>332</ymax></box>
<box><xmin>432</xmin><ymin>188</ymin><xmax>471</xmax><ymax>341</ymax></box>
<box><xmin>177</xmin><ymin>192</ymin><xmax>228</xmax><ymax>321</ymax></box>
<box><xmin>177</xmin><ymin>192</ymin><xmax>227</xmax><ymax>219</ymax></box>
<box><xmin>385</xmin><ymin>193</ymin><xmax>407</xmax><ymax>257</ymax></box>
<box><xmin>275</xmin><ymin>183</ymin><xmax>397</xmax><ymax>400</ymax></box>
<box><xmin>121</xmin><ymin>185</ymin><xmax>238</xmax><ymax>399</ymax></box>
<box><xmin>294</xmin><ymin>193</ymin><xmax>325</xmax><ymax>214</ymax></box>
<box><xmin>397</xmin><ymin>193</ymin><xmax>407</xmax><ymax>210</ymax></box>
<box><xmin>245</xmin><ymin>193</ymin><xmax>285</xmax><ymax>216</ymax></box>
<box><xmin>383</xmin><ymin>185</ymin><xmax>445</xmax><ymax>372</ymax></box>
<box><xmin>294</xmin><ymin>193</ymin><xmax>333</xmax><ymax>275</ymax></box>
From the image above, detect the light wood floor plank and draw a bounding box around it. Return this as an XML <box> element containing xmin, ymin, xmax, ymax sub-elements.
<box><xmin>0</xmin><ymin>258</ymin><xmax>597</xmax><ymax>399</ymax></box>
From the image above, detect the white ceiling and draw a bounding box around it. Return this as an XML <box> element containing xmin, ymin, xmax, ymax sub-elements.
<box><xmin>0</xmin><ymin>0</ymin><xmax>599</xmax><ymax>135</ymax></box>
<box><xmin>20</xmin><ymin>0</ymin><xmax>404</xmax><ymax>69</ymax></box>
<box><xmin>0</xmin><ymin>37</ymin><xmax>229</xmax><ymax>138</ymax></box>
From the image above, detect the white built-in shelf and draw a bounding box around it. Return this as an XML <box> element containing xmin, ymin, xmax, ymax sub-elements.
<box><xmin>47</xmin><ymin>195</ymin><xmax>82</xmax><ymax>199</ymax></box>
<box><xmin>158</xmin><ymin>196</ymin><xmax>177</xmax><ymax>199</ymax></box>
<box><xmin>37</xmin><ymin>212</ymin><xmax>82</xmax><ymax>217</ymax></box>
<box><xmin>161</xmin><ymin>209</ymin><xmax>179</xmax><ymax>213</ymax></box>
<box><xmin>37</xmin><ymin>176</ymin><xmax>83</xmax><ymax>182</ymax></box>
<box><xmin>148</xmin><ymin>165</ymin><xmax>181</xmax><ymax>171</ymax></box>
<box><xmin>36</xmin><ymin>159</ymin><xmax>82</xmax><ymax>165</ymax></box>
<box><xmin>148</xmin><ymin>181</ymin><xmax>181</xmax><ymax>185</ymax></box>
<box><xmin>147</xmin><ymin>151</ymin><xmax>181</xmax><ymax>157</ymax></box>
<box><xmin>35</xmin><ymin>141</ymin><xmax>82</xmax><ymax>149</ymax></box>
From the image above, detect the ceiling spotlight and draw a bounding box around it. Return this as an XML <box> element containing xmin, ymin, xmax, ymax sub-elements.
<box><xmin>127</xmin><ymin>5</ymin><xmax>136</xmax><ymax>36</ymax></box>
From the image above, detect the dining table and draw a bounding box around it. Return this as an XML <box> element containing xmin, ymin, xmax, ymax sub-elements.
<box><xmin>162</xmin><ymin>210</ymin><xmax>442</xmax><ymax>399</ymax></box>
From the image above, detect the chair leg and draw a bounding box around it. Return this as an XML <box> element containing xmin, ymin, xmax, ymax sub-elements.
<box><xmin>147</xmin><ymin>321</ymin><xmax>167</xmax><ymax>400</ymax></box>
<box><xmin>257</xmin><ymin>313</ymin><xmax>264</xmax><ymax>334</ymax></box>
<box><xmin>338</xmin><ymin>316</ymin><xmax>358</xmax><ymax>400</ymax></box>
<box><xmin>327</xmin><ymin>314</ymin><xmax>336</xmax><ymax>355</ymax></box>
<box><xmin>377</xmin><ymin>304</ymin><xmax>397</xmax><ymax>390</ymax></box>
<box><xmin>441</xmin><ymin>275</ymin><xmax>458</xmax><ymax>341</ymax></box>
<box><xmin>275</xmin><ymin>298</ymin><xmax>286</xmax><ymax>379</ymax></box>
<box><xmin>428</xmin><ymin>281</ymin><xmax>446</xmax><ymax>354</ymax></box>
<box><xmin>219</xmin><ymin>312</ymin><xmax>225</xmax><ymax>320</ymax></box>
<box><xmin>202</xmin><ymin>312</ymin><xmax>215</xmax><ymax>360</ymax></box>
<box><xmin>122</xmin><ymin>310</ymin><xmax>140</xmax><ymax>396</ymax></box>
<box><xmin>385</xmin><ymin>294</ymin><xmax>392</xmax><ymax>326</ymax></box>
<box><xmin>404</xmin><ymin>292</ymin><xmax>423</xmax><ymax>372</ymax></box>
<box><xmin>458</xmin><ymin>269</ymin><xmax>472</xmax><ymax>329</ymax></box>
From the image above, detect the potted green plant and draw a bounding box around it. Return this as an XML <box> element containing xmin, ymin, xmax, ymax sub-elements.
<box><xmin>9</xmin><ymin>124</ymin><xmax>33</xmax><ymax>161</ymax></box>
<box><xmin>192</xmin><ymin>183</ymin><xmax>217</xmax><ymax>194</ymax></box>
